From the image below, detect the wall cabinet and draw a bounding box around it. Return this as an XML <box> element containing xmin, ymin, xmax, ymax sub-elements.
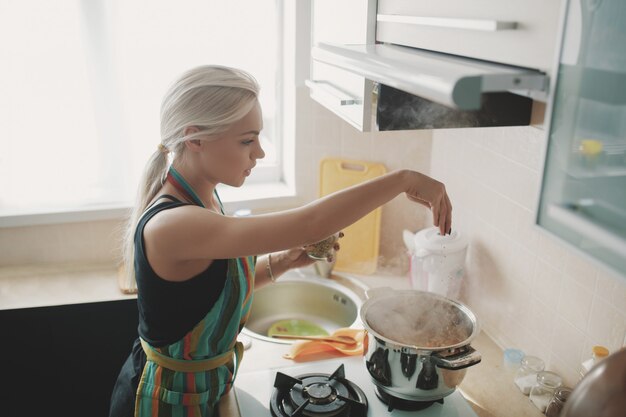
<box><xmin>537</xmin><ymin>0</ymin><xmax>626</xmax><ymax>278</ymax></box>
<box><xmin>377</xmin><ymin>0</ymin><xmax>564</xmax><ymax>73</ymax></box>
<box><xmin>309</xmin><ymin>0</ymin><xmax>377</xmax><ymax>131</ymax></box>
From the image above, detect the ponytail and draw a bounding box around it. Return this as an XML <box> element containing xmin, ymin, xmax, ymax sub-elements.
<box><xmin>120</xmin><ymin>148</ymin><xmax>170</xmax><ymax>292</ymax></box>
<box><xmin>119</xmin><ymin>65</ymin><xmax>259</xmax><ymax>292</ymax></box>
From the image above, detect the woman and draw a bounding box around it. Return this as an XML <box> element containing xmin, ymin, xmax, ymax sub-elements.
<box><xmin>109</xmin><ymin>65</ymin><xmax>452</xmax><ymax>417</ymax></box>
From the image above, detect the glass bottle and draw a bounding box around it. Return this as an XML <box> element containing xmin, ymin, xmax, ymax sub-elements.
<box><xmin>514</xmin><ymin>355</ymin><xmax>545</xmax><ymax>395</ymax></box>
<box><xmin>529</xmin><ymin>371</ymin><xmax>562</xmax><ymax>413</ymax></box>
<box><xmin>545</xmin><ymin>386</ymin><xmax>572</xmax><ymax>417</ymax></box>
<box><xmin>579</xmin><ymin>345</ymin><xmax>609</xmax><ymax>380</ymax></box>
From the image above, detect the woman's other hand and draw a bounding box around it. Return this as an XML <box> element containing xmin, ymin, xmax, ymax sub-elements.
<box><xmin>280</xmin><ymin>231</ymin><xmax>344</xmax><ymax>270</ymax></box>
<box><xmin>402</xmin><ymin>170</ymin><xmax>452</xmax><ymax>235</ymax></box>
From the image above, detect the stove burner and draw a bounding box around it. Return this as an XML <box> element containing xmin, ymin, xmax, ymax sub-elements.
<box><xmin>270</xmin><ymin>364</ymin><xmax>368</xmax><ymax>417</ymax></box>
<box><xmin>375</xmin><ymin>387</ymin><xmax>444</xmax><ymax>412</ymax></box>
<box><xmin>305</xmin><ymin>382</ymin><xmax>336</xmax><ymax>404</ymax></box>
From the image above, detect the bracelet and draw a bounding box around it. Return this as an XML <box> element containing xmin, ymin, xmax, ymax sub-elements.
<box><xmin>266</xmin><ymin>253</ymin><xmax>276</xmax><ymax>283</ymax></box>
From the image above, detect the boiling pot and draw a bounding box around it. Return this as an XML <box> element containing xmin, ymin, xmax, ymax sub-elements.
<box><xmin>360</xmin><ymin>287</ymin><xmax>481</xmax><ymax>401</ymax></box>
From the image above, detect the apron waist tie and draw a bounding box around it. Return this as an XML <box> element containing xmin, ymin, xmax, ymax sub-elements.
<box><xmin>140</xmin><ymin>338</ymin><xmax>244</xmax><ymax>374</ymax></box>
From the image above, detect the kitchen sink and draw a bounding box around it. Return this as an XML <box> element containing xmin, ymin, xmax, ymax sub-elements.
<box><xmin>242</xmin><ymin>269</ymin><xmax>367</xmax><ymax>344</ymax></box>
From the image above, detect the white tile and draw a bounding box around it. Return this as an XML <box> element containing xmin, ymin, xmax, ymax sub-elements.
<box><xmin>311</xmin><ymin>108</ymin><xmax>342</xmax><ymax>150</ymax></box>
<box><xmin>370</xmin><ymin>130</ymin><xmax>432</xmax><ymax>172</ymax></box>
<box><xmin>506</xmin><ymin>165</ymin><xmax>540</xmax><ymax>211</ymax></box>
<box><xmin>563</xmin><ymin>252</ymin><xmax>598</xmax><ymax>290</ymax></box>
<box><xmin>557</xmin><ymin>279</ymin><xmax>594</xmax><ymax>332</ymax></box>
<box><xmin>588</xmin><ymin>293</ymin><xmax>626</xmax><ymax>353</ymax></box>
<box><xmin>595</xmin><ymin>268</ymin><xmax>626</xmax><ymax>312</ymax></box>
<box><xmin>494</xmin><ymin>126</ymin><xmax>546</xmax><ymax>172</ymax></box>
<box><xmin>512</xmin><ymin>207</ymin><xmax>541</xmax><ymax>254</ymax></box>
<box><xmin>487</xmin><ymin>192</ymin><xmax>518</xmax><ymax>237</ymax></box>
<box><xmin>532</xmin><ymin>258</ymin><xmax>563</xmax><ymax>307</ymax></box>
<box><xmin>524</xmin><ymin>296</ymin><xmax>557</xmax><ymax>350</ymax></box>
<box><xmin>535</xmin><ymin>230</ymin><xmax>568</xmax><ymax>272</ymax></box>
<box><xmin>595</xmin><ymin>269</ymin><xmax>616</xmax><ymax>301</ymax></box>
<box><xmin>340</xmin><ymin>120</ymin><xmax>372</xmax><ymax>161</ymax></box>
<box><xmin>547</xmin><ymin>353</ymin><xmax>579</xmax><ymax>389</ymax></box>
<box><xmin>549</xmin><ymin>316</ymin><xmax>586</xmax><ymax>373</ymax></box>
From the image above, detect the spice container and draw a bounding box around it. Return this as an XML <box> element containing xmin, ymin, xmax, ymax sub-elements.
<box><xmin>306</xmin><ymin>233</ymin><xmax>340</xmax><ymax>261</ymax></box>
<box><xmin>578</xmin><ymin>345</ymin><xmax>609</xmax><ymax>380</ymax></box>
<box><xmin>503</xmin><ymin>348</ymin><xmax>525</xmax><ymax>375</ymax></box>
<box><xmin>514</xmin><ymin>355</ymin><xmax>545</xmax><ymax>394</ymax></box>
<box><xmin>529</xmin><ymin>371</ymin><xmax>562</xmax><ymax>413</ymax></box>
<box><xmin>545</xmin><ymin>386</ymin><xmax>572</xmax><ymax>417</ymax></box>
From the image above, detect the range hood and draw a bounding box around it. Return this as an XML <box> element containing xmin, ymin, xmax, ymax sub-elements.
<box><xmin>312</xmin><ymin>42</ymin><xmax>548</xmax><ymax>111</ymax></box>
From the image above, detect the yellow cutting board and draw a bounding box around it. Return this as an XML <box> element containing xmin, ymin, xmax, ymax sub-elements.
<box><xmin>319</xmin><ymin>158</ymin><xmax>387</xmax><ymax>274</ymax></box>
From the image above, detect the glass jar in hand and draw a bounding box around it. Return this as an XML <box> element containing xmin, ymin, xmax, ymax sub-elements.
<box><xmin>306</xmin><ymin>232</ymin><xmax>341</xmax><ymax>261</ymax></box>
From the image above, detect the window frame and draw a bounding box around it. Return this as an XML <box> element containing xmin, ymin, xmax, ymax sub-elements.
<box><xmin>0</xmin><ymin>0</ymin><xmax>312</xmax><ymax>228</ymax></box>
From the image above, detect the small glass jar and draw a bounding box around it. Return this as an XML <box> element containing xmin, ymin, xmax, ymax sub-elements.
<box><xmin>514</xmin><ymin>355</ymin><xmax>545</xmax><ymax>395</ymax></box>
<box><xmin>545</xmin><ymin>386</ymin><xmax>572</xmax><ymax>417</ymax></box>
<box><xmin>503</xmin><ymin>348</ymin><xmax>525</xmax><ymax>375</ymax></box>
<box><xmin>306</xmin><ymin>233</ymin><xmax>340</xmax><ymax>261</ymax></box>
<box><xmin>529</xmin><ymin>371</ymin><xmax>562</xmax><ymax>413</ymax></box>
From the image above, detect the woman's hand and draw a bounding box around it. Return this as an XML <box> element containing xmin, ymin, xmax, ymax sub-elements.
<box><xmin>277</xmin><ymin>232</ymin><xmax>344</xmax><ymax>271</ymax></box>
<box><xmin>402</xmin><ymin>170</ymin><xmax>452</xmax><ymax>235</ymax></box>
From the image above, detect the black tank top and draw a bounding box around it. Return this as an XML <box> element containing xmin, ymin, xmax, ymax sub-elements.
<box><xmin>134</xmin><ymin>195</ymin><xmax>228</xmax><ymax>347</ymax></box>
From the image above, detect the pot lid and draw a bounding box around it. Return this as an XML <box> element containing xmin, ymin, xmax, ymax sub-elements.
<box><xmin>413</xmin><ymin>226</ymin><xmax>468</xmax><ymax>254</ymax></box>
<box><xmin>361</xmin><ymin>288</ymin><xmax>479</xmax><ymax>349</ymax></box>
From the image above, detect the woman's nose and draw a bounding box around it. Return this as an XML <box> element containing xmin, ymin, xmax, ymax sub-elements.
<box><xmin>255</xmin><ymin>142</ymin><xmax>266</xmax><ymax>160</ymax></box>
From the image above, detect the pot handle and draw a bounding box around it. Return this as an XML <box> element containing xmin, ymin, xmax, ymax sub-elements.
<box><xmin>364</xmin><ymin>286</ymin><xmax>395</xmax><ymax>300</ymax></box>
<box><xmin>433</xmin><ymin>346</ymin><xmax>482</xmax><ymax>370</ymax></box>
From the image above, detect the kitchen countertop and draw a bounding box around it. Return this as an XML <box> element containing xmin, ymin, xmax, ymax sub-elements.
<box><xmin>1</xmin><ymin>263</ymin><xmax>543</xmax><ymax>416</ymax></box>
<box><xmin>0</xmin><ymin>262</ymin><xmax>134</xmax><ymax>310</ymax></box>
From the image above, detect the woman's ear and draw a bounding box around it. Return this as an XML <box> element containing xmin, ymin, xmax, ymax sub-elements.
<box><xmin>183</xmin><ymin>126</ymin><xmax>202</xmax><ymax>152</ymax></box>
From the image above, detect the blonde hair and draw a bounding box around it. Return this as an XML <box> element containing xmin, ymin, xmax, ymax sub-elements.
<box><xmin>120</xmin><ymin>65</ymin><xmax>260</xmax><ymax>292</ymax></box>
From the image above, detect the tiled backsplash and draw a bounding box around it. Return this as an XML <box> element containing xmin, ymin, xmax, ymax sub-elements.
<box><xmin>0</xmin><ymin>219</ymin><xmax>124</xmax><ymax>266</ymax></box>
<box><xmin>428</xmin><ymin>125</ymin><xmax>626</xmax><ymax>387</ymax></box>
<box><xmin>306</xmin><ymin>98</ymin><xmax>626</xmax><ymax>388</ymax></box>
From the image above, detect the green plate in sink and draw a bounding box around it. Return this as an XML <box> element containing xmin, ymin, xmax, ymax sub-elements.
<box><xmin>267</xmin><ymin>319</ymin><xmax>329</xmax><ymax>338</ymax></box>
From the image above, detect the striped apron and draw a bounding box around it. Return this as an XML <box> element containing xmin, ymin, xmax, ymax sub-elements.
<box><xmin>134</xmin><ymin>256</ymin><xmax>255</xmax><ymax>417</ymax></box>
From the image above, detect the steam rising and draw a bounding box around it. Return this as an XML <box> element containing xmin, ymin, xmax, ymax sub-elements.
<box><xmin>365</xmin><ymin>293</ymin><xmax>473</xmax><ymax>348</ymax></box>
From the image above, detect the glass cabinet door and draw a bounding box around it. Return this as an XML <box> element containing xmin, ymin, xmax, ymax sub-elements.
<box><xmin>537</xmin><ymin>0</ymin><xmax>626</xmax><ymax>277</ymax></box>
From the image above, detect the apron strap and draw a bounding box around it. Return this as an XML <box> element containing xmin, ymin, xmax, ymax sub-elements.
<box><xmin>140</xmin><ymin>338</ymin><xmax>244</xmax><ymax>373</ymax></box>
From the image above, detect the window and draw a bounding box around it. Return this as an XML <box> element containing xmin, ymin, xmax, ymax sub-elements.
<box><xmin>0</xmin><ymin>0</ymin><xmax>282</xmax><ymax>218</ymax></box>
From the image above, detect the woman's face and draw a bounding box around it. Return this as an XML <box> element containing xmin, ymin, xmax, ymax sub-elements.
<box><xmin>199</xmin><ymin>101</ymin><xmax>265</xmax><ymax>187</ymax></box>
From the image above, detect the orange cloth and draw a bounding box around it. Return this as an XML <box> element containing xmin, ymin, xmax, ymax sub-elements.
<box><xmin>283</xmin><ymin>328</ymin><xmax>365</xmax><ymax>360</ymax></box>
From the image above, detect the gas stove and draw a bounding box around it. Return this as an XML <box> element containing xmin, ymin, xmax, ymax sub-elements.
<box><xmin>233</xmin><ymin>355</ymin><xmax>479</xmax><ymax>417</ymax></box>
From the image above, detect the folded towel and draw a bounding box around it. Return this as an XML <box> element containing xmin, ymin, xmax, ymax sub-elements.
<box><xmin>283</xmin><ymin>328</ymin><xmax>365</xmax><ymax>360</ymax></box>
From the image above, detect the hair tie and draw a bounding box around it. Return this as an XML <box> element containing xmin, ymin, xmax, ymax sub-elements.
<box><xmin>158</xmin><ymin>143</ymin><xmax>170</xmax><ymax>154</ymax></box>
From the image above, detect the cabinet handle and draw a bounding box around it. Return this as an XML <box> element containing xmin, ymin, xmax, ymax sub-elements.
<box><xmin>305</xmin><ymin>79</ymin><xmax>362</xmax><ymax>106</ymax></box>
<box><xmin>377</xmin><ymin>14</ymin><xmax>517</xmax><ymax>31</ymax></box>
